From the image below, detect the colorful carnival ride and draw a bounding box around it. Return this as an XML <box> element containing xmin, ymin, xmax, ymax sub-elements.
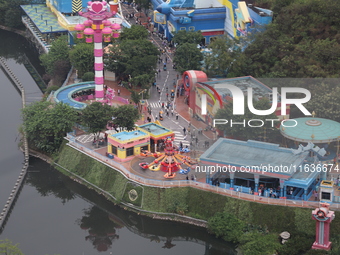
<box><xmin>139</xmin><ymin>137</ymin><xmax>196</xmax><ymax>179</ymax></box>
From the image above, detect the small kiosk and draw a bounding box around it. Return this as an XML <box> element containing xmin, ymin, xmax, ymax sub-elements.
<box><xmin>319</xmin><ymin>180</ymin><xmax>334</xmax><ymax>203</ymax></box>
<box><xmin>139</xmin><ymin>122</ymin><xmax>174</xmax><ymax>152</ymax></box>
<box><xmin>107</xmin><ymin>128</ymin><xmax>150</xmax><ymax>162</ymax></box>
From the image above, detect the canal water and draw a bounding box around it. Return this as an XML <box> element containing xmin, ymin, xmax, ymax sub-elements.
<box><xmin>0</xmin><ymin>29</ymin><xmax>236</xmax><ymax>255</ymax></box>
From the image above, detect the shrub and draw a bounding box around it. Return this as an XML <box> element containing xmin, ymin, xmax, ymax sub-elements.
<box><xmin>82</xmin><ymin>72</ymin><xmax>94</xmax><ymax>81</ymax></box>
<box><xmin>208</xmin><ymin>211</ymin><xmax>245</xmax><ymax>243</ymax></box>
<box><xmin>45</xmin><ymin>85</ymin><xmax>60</xmax><ymax>95</ymax></box>
<box><xmin>239</xmin><ymin>232</ymin><xmax>281</xmax><ymax>255</ymax></box>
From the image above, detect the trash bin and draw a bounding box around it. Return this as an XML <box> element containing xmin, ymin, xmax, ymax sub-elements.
<box><xmin>107</xmin><ymin>153</ymin><xmax>114</xmax><ymax>159</ymax></box>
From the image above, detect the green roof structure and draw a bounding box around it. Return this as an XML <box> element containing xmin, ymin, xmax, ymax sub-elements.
<box><xmin>280</xmin><ymin>117</ymin><xmax>340</xmax><ymax>143</ymax></box>
<box><xmin>21</xmin><ymin>4</ymin><xmax>67</xmax><ymax>33</ymax></box>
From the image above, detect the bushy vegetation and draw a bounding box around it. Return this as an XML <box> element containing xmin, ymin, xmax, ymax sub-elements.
<box><xmin>39</xmin><ymin>36</ymin><xmax>71</xmax><ymax>86</ymax></box>
<box><xmin>208</xmin><ymin>212</ymin><xmax>245</xmax><ymax>243</ymax></box>
<box><xmin>69</xmin><ymin>43</ymin><xmax>94</xmax><ymax>77</ymax></box>
<box><xmin>240</xmin><ymin>0</ymin><xmax>340</xmax><ymax>78</ymax></box>
<box><xmin>106</xmin><ymin>25</ymin><xmax>159</xmax><ymax>89</ymax></box>
<box><xmin>22</xmin><ymin>101</ymin><xmax>78</xmax><ymax>153</ymax></box>
<box><xmin>55</xmin><ymin>144</ymin><xmax>340</xmax><ymax>254</ymax></box>
<box><xmin>82</xmin><ymin>72</ymin><xmax>94</xmax><ymax>82</ymax></box>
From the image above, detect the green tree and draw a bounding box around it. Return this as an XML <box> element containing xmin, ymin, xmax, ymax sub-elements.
<box><xmin>203</xmin><ymin>36</ymin><xmax>243</xmax><ymax>78</ymax></box>
<box><xmin>172</xmin><ymin>30</ymin><xmax>204</xmax><ymax>46</ymax></box>
<box><xmin>106</xmin><ymin>39</ymin><xmax>159</xmax><ymax>87</ymax></box>
<box><xmin>239</xmin><ymin>232</ymin><xmax>281</xmax><ymax>255</ymax></box>
<box><xmin>130</xmin><ymin>74</ymin><xmax>153</xmax><ymax>89</ymax></box>
<box><xmin>0</xmin><ymin>0</ymin><xmax>31</xmax><ymax>28</ymax></box>
<box><xmin>82</xmin><ymin>72</ymin><xmax>94</xmax><ymax>81</ymax></box>
<box><xmin>173</xmin><ymin>43</ymin><xmax>203</xmax><ymax>74</ymax></box>
<box><xmin>305</xmin><ymin>81</ymin><xmax>340</xmax><ymax>122</ymax></box>
<box><xmin>40</xmin><ymin>36</ymin><xmax>71</xmax><ymax>85</ymax></box>
<box><xmin>22</xmin><ymin>101</ymin><xmax>78</xmax><ymax>153</ymax></box>
<box><xmin>130</xmin><ymin>90</ymin><xmax>141</xmax><ymax>105</ymax></box>
<box><xmin>81</xmin><ymin>102</ymin><xmax>114</xmax><ymax>145</ymax></box>
<box><xmin>208</xmin><ymin>211</ymin><xmax>245</xmax><ymax>243</ymax></box>
<box><xmin>238</xmin><ymin>0</ymin><xmax>340</xmax><ymax>78</ymax></box>
<box><xmin>119</xmin><ymin>25</ymin><xmax>149</xmax><ymax>41</ymax></box>
<box><xmin>69</xmin><ymin>43</ymin><xmax>94</xmax><ymax>77</ymax></box>
<box><xmin>111</xmin><ymin>104</ymin><xmax>140</xmax><ymax>131</ymax></box>
<box><xmin>0</xmin><ymin>239</ymin><xmax>23</xmax><ymax>255</ymax></box>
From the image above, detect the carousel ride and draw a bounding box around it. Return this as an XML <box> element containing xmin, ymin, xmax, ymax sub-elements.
<box><xmin>139</xmin><ymin>137</ymin><xmax>196</xmax><ymax>179</ymax></box>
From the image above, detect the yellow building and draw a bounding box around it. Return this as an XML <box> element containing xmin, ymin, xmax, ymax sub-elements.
<box><xmin>107</xmin><ymin>128</ymin><xmax>150</xmax><ymax>162</ymax></box>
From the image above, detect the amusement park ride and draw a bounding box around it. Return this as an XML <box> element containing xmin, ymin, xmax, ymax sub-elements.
<box><xmin>139</xmin><ymin>137</ymin><xmax>196</xmax><ymax>179</ymax></box>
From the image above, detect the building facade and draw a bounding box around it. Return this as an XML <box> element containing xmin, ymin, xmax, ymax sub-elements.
<box><xmin>151</xmin><ymin>0</ymin><xmax>273</xmax><ymax>43</ymax></box>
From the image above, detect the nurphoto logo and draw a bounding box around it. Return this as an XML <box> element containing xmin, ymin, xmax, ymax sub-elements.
<box><xmin>200</xmin><ymin>85</ymin><xmax>312</xmax><ymax>128</ymax></box>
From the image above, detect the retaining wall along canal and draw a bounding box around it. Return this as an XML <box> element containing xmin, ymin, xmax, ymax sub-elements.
<box><xmin>0</xmin><ymin>57</ymin><xmax>29</xmax><ymax>233</ymax></box>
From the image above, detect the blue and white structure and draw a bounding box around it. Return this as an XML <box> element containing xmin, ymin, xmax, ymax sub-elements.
<box><xmin>151</xmin><ymin>0</ymin><xmax>273</xmax><ymax>44</ymax></box>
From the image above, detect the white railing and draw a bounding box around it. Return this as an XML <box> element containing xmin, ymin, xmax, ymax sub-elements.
<box><xmin>65</xmin><ymin>134</ymin><xmax>340</xmax><ymax>211</ymax></box>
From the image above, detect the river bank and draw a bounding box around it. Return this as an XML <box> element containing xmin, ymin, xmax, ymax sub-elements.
<box><xmin>0</xmin><ymin>25</ymin><xmax>26</xmax><ymax>37</ymax></box>
<box><xmin>1</xmin><ymin>28</ymin><xmax>236</xmax><ymax>255</ymax></box>
<box><xmin>47</xmin><ymin>140</ymin><xmax>340</xmax><ymax>239</ymax></box>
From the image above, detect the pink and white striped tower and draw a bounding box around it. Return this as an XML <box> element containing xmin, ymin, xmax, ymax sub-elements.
<box><xmin>76</xmin><ymin>1</ymin><xmax>121</xmax><ymax>100</ymax></box>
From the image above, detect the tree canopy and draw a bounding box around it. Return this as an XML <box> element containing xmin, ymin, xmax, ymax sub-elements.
<box><xmin>305</xmin><ymin>81</ymin><xmax>340</xmax><ymax>122</ymax></box>
<box><xmin>208</xmin><ymin>212</ymin><xmax>246</xmax><ymax>243</ymax></box>
<box><xmin>69</xmin><ymin>43</ymin><xmax>94</xmax><ymax>77</ymax></box>
<box><xmin>111</xmin><ymin>104</ymin><xmax>140</xmax><ymax>131</ymax></box>
<box><xmin>0</xmin><ymin>239</ymin><xmax>23</xmax><ymax>255</ymax></box>
<box><xmin>81</xmin><ymin>102</ymin><xmax>114</xmax><ymax>141</ymax></box>
<box><xmin>238</xmin><ymin>0</ymin><xmax>340</xmax><ymax>78</ymax></box>
<box><xmin>22</xmin><ymin>101</ymin><xmax>78</xmax><ymax>153</ymax></box>
<box><xmin>0</xmin><ymin>0</ymin><xmax>37</xmax><ymax>28</ymax></box>
<box><xmin>172</xmin><ymin>30</ymin><xmax>204</xmax><ymax>46</ymax></box>
<box><xmin>40</xmin><ymin>36</ymin><xmax>71</xmax><ymax>86</ymax></box>
<box><xmin>238</xmin><ymin>232</ymin><xmax>281</xmax><ymax>255</ymax></box>
<box><xmin>119</xmin><ymin>24</ymin><xmax>149</xmax><ymax>41</ymax></box>
<box><xmin>173</xmin><ymin>43</ymin><xmax>203</xmax><ymax>74</ymax></box>
<box><xmin>203</xmin><ymin>36</ymin><xmax>244</xmax><ymax>78</ymax></box>
<box><xmin>106</xmin><ymin>38</ymin><xmax>158</xmax><ymax>88</ymax></box>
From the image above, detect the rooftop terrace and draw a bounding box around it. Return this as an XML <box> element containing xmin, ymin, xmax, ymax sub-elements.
<box><xmin>111</xmin><ymin>130</ymin><xmax>148</xmax><ymax>142</ymax></box>
<box><xmin>139</xmin><ymin>123</ymin><xmax>172</xmax><ymax>136</ymax></box>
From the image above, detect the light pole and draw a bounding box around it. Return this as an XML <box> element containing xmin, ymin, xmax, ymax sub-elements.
<box><xmin>75</xmin><ymin>1</ymin><xmax>121</xmax><ymax>100</ymax></box>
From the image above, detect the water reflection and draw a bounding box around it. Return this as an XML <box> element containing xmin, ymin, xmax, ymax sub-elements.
<box><xmin>0</xmin><ymin>30</ymin><xmax>44</xmax><ymax>73</ymax></box>
<box><xmin>26</xmin><ymin>157</ymin><xmax>236</xmax><ymax>254</ymax></box>
<box><xmin>25</xmin><ymin>159</ymin><xmax>76</xmax><ymax>204</ymax></box>
<box><xmin>78</xmin><ymin>206</ymin><xmax>120</xmax><ymax>252</ymax></box>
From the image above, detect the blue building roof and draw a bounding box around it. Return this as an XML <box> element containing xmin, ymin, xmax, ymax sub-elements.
<box><xmin>111</xmin><ymin>130</ymin><xmax>147</xmax><ymax>141</ymax></box>
<box><xmin>200</xmin><ymin>138</ymin><xmax>309</xmax><ymax>179</ymax></box>
<box><xmin>139</xmin><ymin>123</ymin><xmax>172</xmax><ymax>136</ymax></box>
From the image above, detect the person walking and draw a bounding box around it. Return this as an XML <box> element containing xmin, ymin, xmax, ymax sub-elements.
<box><xmin>183</xmin><ymin>127</ymin><xmax>186</xmax><ymax>135</ymax></box>
<box><xmin>117</xmin><ymin>89</ymin><xmax>120</xmax><ymax>96</ymax></box>
<box><xmin>176</xmin><ymin>113</ymin><xmax>179</xmax><ymax>120</ymax></box>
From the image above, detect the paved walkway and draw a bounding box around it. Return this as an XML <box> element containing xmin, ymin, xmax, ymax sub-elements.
<box><xmin>62</xmin><ymin>5</ymin><xmax>217</xmax><ymax>184</ymax></box>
